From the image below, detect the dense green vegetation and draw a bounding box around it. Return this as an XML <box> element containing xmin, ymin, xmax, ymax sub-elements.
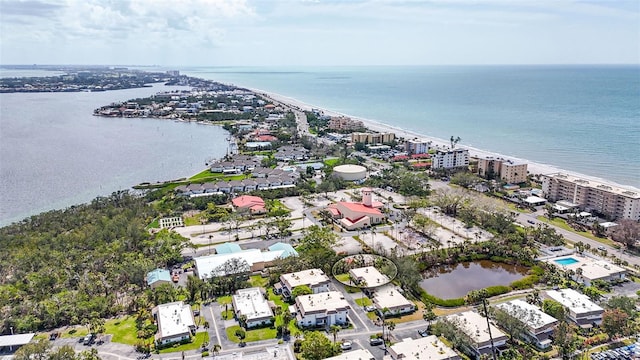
<box><xmin>0</xmin><ymin>191</ymin><xmax>188</xmax><ymax>333</ymax></box>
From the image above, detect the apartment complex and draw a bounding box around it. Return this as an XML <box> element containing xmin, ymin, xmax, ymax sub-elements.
<box><xmin>349</xmin><ymin>266</ymin><xmax>390</xmax><ymax>288</ymax></box>
<box><xmin>294</xmin><ymin>291</ymin><xmax>350</xmax><ymax>327</ymax></box>
<box><xmin>351</xmin><ymin>132</ymin><xmax>395</xmax><ymax>144</ymax></box>
<box><xmin>152</xmin><ymin>301</ymin><xmax>195</xmax><ymax>346</ymax></box>
<box><xmin>372</xmin><ymin>285</ymin><xmax>415</xmax><ymax>315</ymax></box>
<box><xmin>446</xmin><ymin>311</ymin><xmax>508</xmax><ymax>358</ymax></box>
<box><xmin>542</xmin><ymin>173</ymin><xmax>640</xmax><ymax>220</ymax></box>
<box><xmin>405</xmin><ymin>139</ymin><xmax>431</xmax><ymax>155</ymax></box>
<box><xmin>431</xmin><ymin>149</ymin><xmax>470</xmax><ymax>170</ymax></box>
<box><xmin>496</xmin><ymin>300</ymin><xmax>557</xmax><ymax>349</ymax></box>
<box><xmin>232</xmin><ymin>287</ymin><xmax>274</xmax><ymax>328</ymax></box>
<box><xmin>328</xmin><ymin>116</ymin><xmax>364</xmax><ymax>131</ymax></box>
<box><xmin>278</xmin><ymin>269</ymin><xmax>331</xmax><ymax>299</ymax></box>
<box><xmin>476</xmin><ymin>156</ymin><xmax>528</xmax><ymax>184</ymax></box>
<box><xmin>388</xmin><ymin>336</ymin><xmax>460</xmax><ymax>360</ymax></box>
<box><xmin>544</xmin><ymin>289</ymin><xmax>604</xmax><ymax>327</ymax></box>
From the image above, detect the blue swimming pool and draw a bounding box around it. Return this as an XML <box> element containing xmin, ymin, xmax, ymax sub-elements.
<box><xmin>555</xmin><ymin>257</ymin><xmax>579</xmax><ymax>266</ymax></box>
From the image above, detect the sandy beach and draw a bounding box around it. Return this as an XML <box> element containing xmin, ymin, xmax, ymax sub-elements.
<box><xmin>253</xmin><ymin>88</ymin><xmax>639</xmax><ymax>192</ymax></box>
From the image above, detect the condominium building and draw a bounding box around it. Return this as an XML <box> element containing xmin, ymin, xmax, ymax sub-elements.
<box><xmin>232</xmin><ymin>287</ymin><xmax>274</xmax><ymax>328</ymax></box>
<box><xmin>278</xmin><ymin>269</ymin><xmax>331</xmax><ymax>299</ymax></box>
<box><xmin>389</xmin><ymin>336</ymin><xmax>461</xmax><ymax>360</ymax></box>
<box><xmin>372</xmin><ymin>285</ymin><xmax>415</xmax><ymax>315</ymax></box>
<box><xmin>496</xmin><ymin>300</ymin><xmax>557</xmax><ymax>349</ymax></box>
<box><xmin>544</xmin><ymin>289</ymin><xmax>604</xmax><ymax>327</ymax></box>
<box><xmin>324</xmin><ymin>349</ymin><xmax>375</xmax><ymax>360</ymax></box>
<box><xmin>328</xmin><ymin>116</ymin><xmax>364</xmax><ymax>131</ymax></box>
<box><xmin>542</xmin><ymin>173</ymin><xmax>640</xmax><ymax>220</ymax></box>
<box><xmin>152</xmin><ymin>301</ymin><xmax>195</xmax><ymax>346</ymax></box>
<box><xmin>445</xmin><ymin>311</ymin><xmax>508</xmax><ymax>359</ymax></box>
<box><xmin>476</xmin><ymin>156</ymin><xmax>528</xmax><ymax>184</ymax></box>
<box><xmin>431</xmin><ymin>149</ymin><xmax>470</xmax><ymax>170</ymax></box>
<box><xmin>405</xmin><ymin>139</ymin><xmax>431</xmax><ymax>155</ymax></box>
<box><xmin>348</xmin><ymin>266</ymin><xmax>390</xmax><ymax>288</ymax></box>
<box><xmin>351</xmin><ymin>132</ymin><xmax>396</xmax><ymax>144</ymax></box>
<box><xmin>294</xmin><ymin>291</ymin><xmax>350</xmax><ymax>327</ymax></box>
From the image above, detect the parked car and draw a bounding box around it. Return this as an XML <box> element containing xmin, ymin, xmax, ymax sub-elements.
<box><xmin>527</xmin><ymin>220</ymin><xmax>535</xmax><ymax>224</ymax></box>
<box><xmin>418</xmin><ymin>329</ymin><xmax>429</xmax><ymax>337</ymax></box>
<box><xmin>340</xmin><ymin>341</ymin><xmax>353</xmax><ymax>350</ymax></box>
<box><xmin>83</xmin><ymin>334</ymin><xmax>95</xmax><ymax>345</ymax></box>
<box><xmin>597</xmin><ymin>246</ymin><xmax>606</xmax><ymax>251</ymax></box>
<box><xmin>364</xmin><ymin>305</ymin><xmax>376</xmax><ymax>312</ymax></box>
<box><xmin>369</xmin><ymin>337</ymin><xmax>384</xmax><ymax>346</ymax></box>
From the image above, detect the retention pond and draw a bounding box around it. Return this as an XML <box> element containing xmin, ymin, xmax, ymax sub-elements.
<box><xmin>420</xmin><ymin>260</ymin><xmax>529</xmax><ymax>300</ymax></box>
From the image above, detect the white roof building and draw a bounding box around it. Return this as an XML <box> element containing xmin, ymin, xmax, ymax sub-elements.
<box><xmin>349</xmin><ymin>266</ymin><xmax>390</xmax><ymax>288</ymax></box>
<box><xmin>152</xmin><ymin>301</ymin><xmax>195</xmax><ymax>345</ymax></box>
<box><xmin>496</xmin><ymin>299</ymin><xmax>557</xmax><ymax>349</ymax></box>
<box><xmin>388</xmin><ymin>336</ymin><xmax>460</xmax><ymax>360</ymax></box>
<box><xmin>279</xmin><ymin>269</ymin><xmax>331</xmax><ymax>297</ymax></box>
<box><xmin>194</xmin><ymin>248</ymin><xmax>292</xmax><ymax>279</ymax></box>
<box><xmin>324</xmin><ymin>349</ymin><xmax>375</xmax><ymax>360</ymax></box>
<box><xmin>544</xmin><ymin>289</ymin><xmax>604</xmax><ymax>326</ymax></box>
<box><xmin>295</xmin><ymin>291</ymin><xmax>350</xmax><ymax>327</ymax></box>
<box><xmin>446</xmin><ymin>311</ymin><xmax>508</xmax><ymax>357</ymax></box>
<box><xmin>232</xmin><ymin>287</ymin><xmax>273</xmax><ymax>328</ymax></box>
<box><xmin>547</xmin><ymin>255</ymin><xmax>626</xmax><ymax>286</ymax></box>
<box><xmin>372</xmin><ymin>285</ymin><xmax>414</xmax><ymax>315</ymax></box>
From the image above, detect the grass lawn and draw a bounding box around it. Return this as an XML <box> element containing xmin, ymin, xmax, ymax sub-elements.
<box><xmin>335</xmin><ymin>273</ymin><xmax>351</xmax><ymax>283</ymax></box>
<box><xmin>225</xmin><ymin>325</ymin><xmax>276</xmax><ymax>343</ymax></box>
<box><xmin>158</xmin><ymin>332</ymin><xmax>208</xmax><ymax>354</ymax></box>
<box><xmin>217</xmin><ymin>295</ymin><xmax>232</xmax><ymax>305</ymax></box>
<box><xmin>367</xmin><ymin>312</ymin><xmax>378</xmax><ymax>321</ymax></box>
<box><xmin>188</xmin><ymin>169</ymin><xmax>247</xmax><ymax>182</ymax></box>
<box><xmin>105</xmin><ymin>316</ymin><xmax>143</xmax><ymax>345</ymax></box>
<box><xmin>354</xmin><ymin>297</ymin><xmax>373</xmax><ymax>307</ymax></box>
<box><xmin>249</xmin><ymin>275</ymin><xmax>268</xmax><ymax>288</ymax></box>
<box><xmin>536</xmin><ymin>216</ymin><xmax>615</xmax><ymax>245</ymax></box>
<box><xmin>184</xmin><ymin>212</ymin><xmax>204</xmax><ymax>227</ymax></box>
<box><xmin>60</xmin><ymin>327</ymin><xmax>88</xmax><ymax>339</ymax></box>
<box><xmin>146</xmin><ymin>218</ymin><xmax>160</xmax><ymax>229</ymax></box>
<box><xmin>323</xmin><ymin>158</ymin><xmax>340</xmax><ymax>167</ymax></box>
<box><xmin>221</xmin><ymin>309</ymin><xmax>234</xmax><ymax>320</ymax></box>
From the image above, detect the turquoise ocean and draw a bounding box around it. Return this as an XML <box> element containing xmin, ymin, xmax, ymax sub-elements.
<box><xmin>182</xmin><ymin>65</ymin><xmax>640</xmax><ymax>188</ymax></box>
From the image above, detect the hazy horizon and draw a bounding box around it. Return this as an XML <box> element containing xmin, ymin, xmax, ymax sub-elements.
<box><xmin>1</xmin><ymin>0</ymin><xmax>638</xmax><ymax>67</ymax></box>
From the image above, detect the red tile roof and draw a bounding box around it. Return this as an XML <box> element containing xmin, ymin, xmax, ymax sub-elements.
<box><xmin>337</xmin><ymin>202</ymin><xmax>383</xmax><ymax>216</ymax></box>
<box><xmin>232</xmin><ymin>195</ymin><xmax>265</xmax><ymax>209</ymax></box>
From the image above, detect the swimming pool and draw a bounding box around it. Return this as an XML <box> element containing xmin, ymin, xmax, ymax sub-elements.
<box><xmin>554</xmin><ymin>257</ymin><xmax>579</xmax><ymax>266</ymax></box>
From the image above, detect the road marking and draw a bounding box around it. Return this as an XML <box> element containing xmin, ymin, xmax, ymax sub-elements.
<box><xmin>209</xmin><ymin>305</ymin><xmax>223</xmax><ymax>350</ymax></box>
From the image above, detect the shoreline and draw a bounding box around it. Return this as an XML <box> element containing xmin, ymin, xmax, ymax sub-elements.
<box><xmin>249</xmin><ymin>86</ymin><xmax>639</xmax><ymax>192</ymax></box>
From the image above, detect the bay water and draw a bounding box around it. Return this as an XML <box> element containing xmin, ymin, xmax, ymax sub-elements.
<box><xmin>0</xmin><ymin>83</ymin><xmax>228</xmax><ymax>226</ymax></box>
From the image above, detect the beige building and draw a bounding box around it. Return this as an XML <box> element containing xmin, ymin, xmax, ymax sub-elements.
<box><xmin>476</xmin><ymin>156</ymin><xmax>528</xmax><ymax>184</ymax></box>
<box><xmin>349</xmin><ymin>266</ymin><xmax>389</xmax><ymax>288</ymax></box>
<box><xmin>542</xmin><ymin>173</ymin><xmax>640</xmax><ymax>220</ymax></box>
<box><xmin>389</xmin><ymin>336</ymin><xmax>460</xmax><ymax>360</ymax></box>
<box><xmin>351</xmin><ymin>132</ymin><xmax>396</xmax><ymax>144</ymax></box>
<box><xmin>152</xmin><ymin>301</ymin><xmax>195</xmax><ymax>346</ymax></box>
<box><xmin>232</xmin><ymin>287</ymin><xmax>274</xmax><ymax>328</ymax></box>
<box><xmin>544</xmin><ymin>289</ymin><xmax>603</xmax><ymax>327</ymax></box>
<box><xmin>328</xmin><ymin>116</ymin><xmax>364</xmax><ymax>131</ymax></box>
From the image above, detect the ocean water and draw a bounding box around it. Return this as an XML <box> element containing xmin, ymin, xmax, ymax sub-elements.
<box><xmin>0</xmin><ymin>83</ymin><xmax>229</xmax><ymax>226</ymax></box>
<box><xmin>183</xmin><ymin>65</ymin><xmax>640</xmax><ymax>188</ymax></box>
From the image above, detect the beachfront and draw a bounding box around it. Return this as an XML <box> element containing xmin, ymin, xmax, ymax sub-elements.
<box><xmin>256</xmin><ymin>89</ymin><xmax>639</xmax><ymax>192</ymax></box>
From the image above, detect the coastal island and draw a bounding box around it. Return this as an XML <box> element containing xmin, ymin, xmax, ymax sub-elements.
<box><xmin>2</xmin><ymin>71</ymin><xmax>639</xmax><ymax>360</ymax></box>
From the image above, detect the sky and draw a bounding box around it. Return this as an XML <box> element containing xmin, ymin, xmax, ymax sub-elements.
<box><xmin>1</xmin><ymin>0</ymin><xmax>639</xmax><ymax>66</ymax></box>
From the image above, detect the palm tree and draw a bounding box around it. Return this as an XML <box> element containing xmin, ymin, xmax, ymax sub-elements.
<box><xmin>329</xmin><ymin>325</ymin><xmax>341</xmax><ymax>344</ymax></box>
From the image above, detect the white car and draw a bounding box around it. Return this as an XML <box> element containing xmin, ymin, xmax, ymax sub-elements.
<box><xmin>340</xmin><ymin>341</ymin><xmax>353</xmax><ymax>350</ymax></box>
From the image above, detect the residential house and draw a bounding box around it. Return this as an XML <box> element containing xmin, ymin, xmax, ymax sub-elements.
<box><xmin>146</xmin><ymin>269</ymin><xmax>172</xmax><ymax>289</ymax></box>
